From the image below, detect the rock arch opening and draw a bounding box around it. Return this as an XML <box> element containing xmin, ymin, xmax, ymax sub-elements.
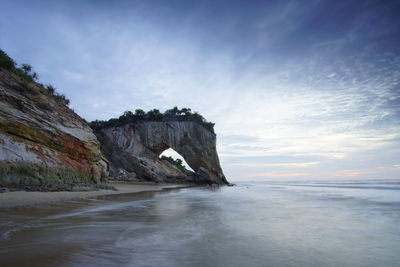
<box><xmin>94</xmin><ymin>121</ymin><xmax>228</xmax><ymax>184</ymax></box>
<box><xmin>159</xmin><ymin>148</ymin><xmax>194</xmax><ymax>173</ymax></box>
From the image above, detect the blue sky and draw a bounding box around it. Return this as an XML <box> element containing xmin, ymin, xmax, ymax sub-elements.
<box><xmin>1</xmin><ymin>0</ymin><xmax>399</xmax><ymax>181</ymax></box>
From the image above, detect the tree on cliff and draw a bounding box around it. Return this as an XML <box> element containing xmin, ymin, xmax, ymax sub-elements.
<box><xmin>119</xmin><ymin>111</ymin><xmax>135</xmax><ymax>122</ymax></box>
<box><xmin>164</xmin><ymin>106</ymin><xmax>180</xmax><ymax>117</ymax></box>
<box><xmin>134</xmin><ymin>109</ymin><xmax>146</xmax><ymax>117</ymax></box>
<box><xmin>147</xmin><ymin>109</ymin><xmax>163</xmax><ymax>120</ymax></box>
<box><xmin>89</xmin><ymin>107</ymin><xmax>216</xmax><ymax>134</ymax></box>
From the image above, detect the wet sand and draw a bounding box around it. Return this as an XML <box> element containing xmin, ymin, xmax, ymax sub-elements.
<box><xmin>0</xmin><ymin>181</ymin><xmax>191</xmax><ymax>208</ymax></box>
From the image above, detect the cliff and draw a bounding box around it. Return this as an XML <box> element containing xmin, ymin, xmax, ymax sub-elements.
<box><xmin>0</xmin><ymin>67</ymin><xmax>108</xmax><ymax>187</ymax></box>
<box><xmin>93</xmin><ymin>121</ymin><xmax>228</xmax><ymax>184</ymax></box>
<box><xmin>0</xmin><ymin>50</ymin><xmax>228</xmax><ymax>187</ymax></box>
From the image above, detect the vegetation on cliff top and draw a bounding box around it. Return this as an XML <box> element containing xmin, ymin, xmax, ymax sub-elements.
<box><xmin>1</xmin><ymin>49</ymin><xmax>215</xmax><ymax>134</ymax></box>
<box><xmin>90</xmin><ymin>107</ymin><xmax>216</xmax><ymax>134</ymax></box>
<box><xmin>160</xmin><ymin>155</ymin><xmax>191</xmax><ymax>173</ymax></box>
<box><xmin>0</xmin><ymin>49</ymin><xmax>70</xmax><ymax>106</ymax></box>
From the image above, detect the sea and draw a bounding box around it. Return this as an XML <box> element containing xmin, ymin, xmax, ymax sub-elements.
<box><xmin>1</xmin><ymin>179</ymin><xmax>400</xmax><ymax>267</ymax></box>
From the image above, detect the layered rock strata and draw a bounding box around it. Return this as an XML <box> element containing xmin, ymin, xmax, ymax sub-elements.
<box><xmin>94</xmin><ymin>121</ymin><xmax>228</xmax><ymax>184</ymax></box>
<box><xmin>0</xmin><ymin>69</ymin><xmax>108</xmax><ymax>186</ymax></box>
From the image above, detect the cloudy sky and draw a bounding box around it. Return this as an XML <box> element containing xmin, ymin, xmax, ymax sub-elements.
<box><xmin>1</xmin><ymin>0</ymin><xmax>399</xmax><ymax>181</ymax></box>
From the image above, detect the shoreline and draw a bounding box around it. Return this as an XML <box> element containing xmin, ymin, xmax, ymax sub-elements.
<box><xmin>0</xmin><ymin>181</ymin><xmax>195</xmax><ymax>209</ymax></box>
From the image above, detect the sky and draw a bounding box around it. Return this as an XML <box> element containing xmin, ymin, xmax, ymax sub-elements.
<box><xmin>1</xmin><ymin>0</ymin><xmax>399</xmax><ymax>181</ymax></box>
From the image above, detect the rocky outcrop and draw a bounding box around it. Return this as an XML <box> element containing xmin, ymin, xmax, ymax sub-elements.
<box><xmin>0</xmin><ymin>68</ymin><xmax>108</xmax><ymax>186</ymax></box>
<box><xmin>0</xmin><ymin>50</ymin><xmax>228</xmax><ymax>187</ymax></box>
<box><xmin>94</xmin><ymin>121</ymin><xmax>228</xmax><ymax>184</ymax></box>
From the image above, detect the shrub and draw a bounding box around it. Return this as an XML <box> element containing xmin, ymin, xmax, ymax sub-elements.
<box><xmin>164</xmin><ymin>106</ymin><xmax>179</xmax><ymax>117</ymax></box>
<box><xmin>0</xmin><ymin>49</ymin><xmax>71</xmax><ymax>107</ymax></box>
<box><xmin>0</xmin><ymin>50</ymin><xmax>36</xmax><ymax>81</ymax></box>
<box><xmin>31</xmin><ymin>72</ymin><xmax>38</xmax><ymax>80</ymax></box>
<box><xmin>90</xmin><ymin>107</ymin><xmax>215</xmax><ymax>134</ymax></box>
<box><xmin>21</xmin><ymin>64</ymin><xmax>32</xmax><ymax>73</ymax></box>
<box><xmin>134</xmin><ymin>109</ymin><xmax>146</xmax><ymax>117</ymax></box>
<box><xmin>46</xmin><ymin>84</ymin><xmax>56</xmax><ymax>95</ymax></box>
<box><xmin>54</xmin><ymin>93</ymin><xmax>70</xmax><ymax>106</ymax></box>
<box><xmin>160</xmin><ymin>155</ymin><xmax>189</xmax><ymax>172</ymax></box>
<box><xmin>147</xmin><ymin>109</ymin><xmax>163</xmax><ymax>120</ymax></box>
<box><xmin>0</xmin><ymin>49</ymin><xmax>15</xmax><ymax>69</ymax></box>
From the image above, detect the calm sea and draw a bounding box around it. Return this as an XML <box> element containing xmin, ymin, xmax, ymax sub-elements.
<box><xmin>1</xmin><ymin>179</ymin><xmax>400</xmax><ymax>267</ymax></box>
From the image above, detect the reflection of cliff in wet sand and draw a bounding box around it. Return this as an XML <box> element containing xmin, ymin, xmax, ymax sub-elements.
<box><xmin>0</xmin><ymin>182</ymin><xmax>190</xmax><ymax>209</ymax></box>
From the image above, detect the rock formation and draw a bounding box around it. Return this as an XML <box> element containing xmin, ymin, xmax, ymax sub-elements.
<box><xmin>0</xmin><ymin>50</ymin><xmax>228</xmax><ymax>187</ymax></box>
<box><xmin>0</xmin><ymin>68</ymin><xmax>108</xmax><ymax>187</ymax></box>
<box><xmin>93</xmin><ymin>121</ymin><xmax>228</xmax><ymax>184</ymax></box>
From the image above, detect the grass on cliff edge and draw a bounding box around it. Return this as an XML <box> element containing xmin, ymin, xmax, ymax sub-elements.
<box><xmin>0</xmin><ymin>49</ymin><xmax>215</xmax><ymax>134</ymax></box>
<box><xmin>0</xmin><ymin>49</ymin><xmax>70</xmax><ymax>106</ymax></box>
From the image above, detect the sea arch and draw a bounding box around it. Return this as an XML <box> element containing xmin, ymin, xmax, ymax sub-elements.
<box><xmin>96</xmin><ymin>120</ymin><xmax>228</xmax><ymax>184</ymax></box>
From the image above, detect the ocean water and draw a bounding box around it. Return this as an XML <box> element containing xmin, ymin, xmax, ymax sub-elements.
<box><xmin>1</xmin><ymin>179</ymin><xmax>400</xmax><ymax>267</ymax></box>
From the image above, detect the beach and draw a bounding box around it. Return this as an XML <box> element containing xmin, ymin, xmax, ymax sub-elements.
<box><xmin>0</xmin><ymin>182</ymin><xmax>191</xmax><ymax>209</ymax></box>
<box><xmin>1</xmin><ymin>179</ymin><xmax>400</xmax><ymax>267</ymax></box>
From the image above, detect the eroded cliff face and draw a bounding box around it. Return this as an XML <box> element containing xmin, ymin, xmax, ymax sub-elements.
<box><xmin>94</xmin><ymin>121</ymin><xmax>228</xmax><ymax>184</ymax></box>
<box><xmin>0</xmin><ymin>69</ymin><xmax>108</xmax><ymax>186</ymax></box>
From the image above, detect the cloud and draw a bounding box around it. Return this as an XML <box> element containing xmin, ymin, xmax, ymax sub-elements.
<box><xmin>1</xmin><ymin>0</ymin><xmax>399</xmax><ymax>181</ymax></box>
<box><xmin>226</xmin><ymin>162</ymin><xmax>320</xmax><ymax>168</ymax></box>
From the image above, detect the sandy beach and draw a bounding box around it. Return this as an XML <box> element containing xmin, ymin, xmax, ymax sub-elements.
<box><xmin>0</xmin><ymin>182</ymin><xmax>192</xmax><ymax>209</ymax></box>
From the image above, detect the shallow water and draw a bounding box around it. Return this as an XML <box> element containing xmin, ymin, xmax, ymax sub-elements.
<box><xmin>1</xmin><ymin>180</ymin><xmax>400</xmax><ymax>267</ymax></box>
